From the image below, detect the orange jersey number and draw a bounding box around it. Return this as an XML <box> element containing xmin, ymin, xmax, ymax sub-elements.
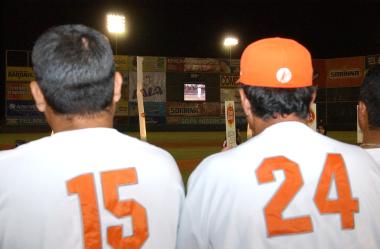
<box><xmin>67</xmin><ymin>168</ymin><xmax>148</xmax><ymax>249</ymax></box>
<box><xmin>256</xmin><ymin>156</ymin><xmax>313</xmax><ymax>236</ymax></box>
<box><xmin>256</xmin><ymin>154</ymin><xmax>358</xmax><ymax>237</ymax></box>
<box><xmin>314</xmin><ymin>154</ymin><xmax>359</xmax><ymax>229</ymax></box>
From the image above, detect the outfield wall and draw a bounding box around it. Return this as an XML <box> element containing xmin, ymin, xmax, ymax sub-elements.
<box><xmin>2</xmin><ymin>51</ymin><xmax>380</xmax><ymax>132</ymax></box>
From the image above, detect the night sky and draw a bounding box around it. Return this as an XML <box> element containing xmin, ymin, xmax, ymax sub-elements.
<box><xmin>2</xmin><ymin>0</ymin><xmax>380</xmax><ymax>60</ymax></box>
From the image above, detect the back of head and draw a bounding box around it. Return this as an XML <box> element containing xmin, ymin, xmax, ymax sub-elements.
<box><xmin>238</xmin><ymin>37</ymin><xmax>316</xmax><ymax>120</ymax></box>
<box><xmin>32</xmin><ymin>24</ymin><xmax>115</xmax><ymax>115</ymax></box>
<box><xmin>360</xmin><ymin>64</ymin><xmax>380</xmax><ymax>128</ymax></box>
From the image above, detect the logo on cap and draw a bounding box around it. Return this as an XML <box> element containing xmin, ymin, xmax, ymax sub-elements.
<box><xmin>276</xmin><ymin>68</ymin><xmax>292</xmax><ymax>84</ymax></box>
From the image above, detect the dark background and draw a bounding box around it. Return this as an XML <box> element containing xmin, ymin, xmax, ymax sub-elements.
<box><xmin>1</xmin><ymin>0</ymin><xmax>380</xmax><ymax>130</ymax></box>
<box><xmin>2</xmin><ymin>0</ymin><xmax>380</xmax><ymax>59</ymax></box>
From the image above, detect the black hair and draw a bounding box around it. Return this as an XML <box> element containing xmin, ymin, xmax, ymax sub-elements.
<box><xmin>242</xmin><ymin>85</ymin><xmax>316</xmax><ymax>120</ymax></box>
<box><xmin>32</xmin><ymin>24</ymin><xmax>115</xmax><ymax>115</ymax></box>
<box><xmin>359</xmin><ymin>64</ymin><xmax>380</xmax><ymax>128</ymax></box>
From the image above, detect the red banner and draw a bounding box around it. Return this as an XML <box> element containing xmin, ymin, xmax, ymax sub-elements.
<box><xmin>325</xmin><ymin>56</ymin><xmax>365</xmax><ymax>88</ymax></box>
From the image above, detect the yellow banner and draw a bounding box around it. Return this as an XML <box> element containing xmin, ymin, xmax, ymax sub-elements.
<box><xmin>114</xmin><ymin>55</ymin><xmax>129</xmax><ymax>71</ymax></box>
<box><xmin>6</xmin><ymin>82</ymin><xmax>33</xmax><ymax>100</ymax></box>
<box><xmin>6</xmin><ymin>67</ymin><xmax>35</xmax><ymax>82</ymax></box>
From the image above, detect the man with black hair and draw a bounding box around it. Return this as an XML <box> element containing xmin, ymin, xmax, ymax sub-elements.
<box><xmin>359</xmin><ymin>64</ymin><xmax>380</xmax><ymax>165</ymax></box>
<box><xmin>0</xmin><ymin>24</ymin><xmax>184</xmax><ymax>249</ymax></box>
<box><xmin>177</xmin><ymin>38</ymin><xmax>380</xmax><ymax>249</ymax></box>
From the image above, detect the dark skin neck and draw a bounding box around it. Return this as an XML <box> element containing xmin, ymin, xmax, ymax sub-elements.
<box><xmin>363</xmin><ymin>128</ymin><xmax>380</xmax><ymax>145</ymax></box>
<box><xmin>45</xmin><ymin>105</ymin><xmax>114</xmax><ymax>133</ymax></box>
<box><xmin>251</xmin><ymin>113</ymin><xmax>308</xmax><ymax>136</ymax></box>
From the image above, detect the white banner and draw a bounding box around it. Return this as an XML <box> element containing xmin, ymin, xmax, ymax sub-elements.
<box><xmin>220</xmin><ymin>102</ymin><xmax>244</xmax><ymax>117</ymax></box>
<box><xmin>129</xmin><ymin>72</ymin><xmax>166</xmax><ymax>102</ymax></box>
<box><xmin>225</xmin><ymin>101</ymin><xmax>237</xmax><ymax>148</ymax></box>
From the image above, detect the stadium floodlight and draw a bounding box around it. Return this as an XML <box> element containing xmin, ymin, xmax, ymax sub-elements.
<box><xmin>106</xmin><ymin>13</ymin><xmax>126</xmax><ymax>55</ymax></box>
<box><xmin>223</xmin><ymin>37</ymin><xmax>238</xmax><ymax>47</ymax></box>
<box><xmin>223</xmin><ymin>36</ymin><xmax>239</xmax><ymax>65</ymax></box>
<box><xmin>106</xmin><ymin>14</ymin><xmax>126</xmax><ymax>34</ymax></box>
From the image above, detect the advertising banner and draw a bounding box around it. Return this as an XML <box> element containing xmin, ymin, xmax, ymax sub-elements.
<box><xmin>6</xmin><ymin>100</ymin><xmax>42</xmax><ymax>117</ymax></box>
<box><xmin>325</xmin><ymin>56</ymin><xmax>365</xmax><ymax>88</ymax></box>
<box><xmin>220</xmin><ymin>88</ymin><xmax>240</xmax><ymax>102</ymax></box>
<box><xmin>128</xmin><ymin>56</ymin><xmax>166</xmax><ymax>72</ymax></box>
<box><xmin>220</xmin><ymin>74</ymin><xmax>239</xmax><ymax>88</ymax></box>
<box><xmin>128</xmin><ymin>116</ymin><xmax>166</xmax><ymax>125</ymax></box>
<box><xmin>128</xmin><ymin>102</ymin><xmax>166</xmax><ymax>117</ymax></box>
<box><xmin>6</xmin><ymin>67</ymin><xmax>35</xmax><ymax>82</ymax></box>
<box><xmin>114</xmin><ymin>55</ymin><xmax>129</xmax><ymax>71</ymax></box>
<box><xmin>220</xmin><ymin>102</ymin><xmax>245</xmax><ymax>117</ymax></box>
<box><xmin>115</xmin><ymin>100</ymin><xmax>128</xmax><ymax>116</ymax></box>
<box><xmin>225</xmin><ymin>101</ymin><xmax>237</xmax><ymax>147</ymax></box>
<box><xmin>6</xmin><ymin>117</ymin><xmax>47</xmax><ymax>126</ymax></box>
<box><xmin>219</xmin><ymin>59</ymin><xmax>240</xmax><ymax>74</ymax></box>
<box><xmin>129</xmin><ymin>72</ymin><xmax>166</xmax><ymax>102</ymax></box>
<box><xmin>166</xmin><ymin>57</ymin><xmax>185</xmax><ymax>72</ymax></box>
<box><xmin>166</xmin><ymin>116</ymin><xmax>224</xmax><ymax>125</ymax></box>
<box><xmin>312</xmin><ymin>59</ymin><xmax>327</xmax><ymax>87</ymax></box>
<box><xmin>166</xmin><ymin>116</ymin><xmax>247</xmax><ymax>126</ymax></box>
<box><xmin>365</xmin><ymin>54</ymin><xmax>380</xmax><ymax>69</ymax></box>
<box><xmin>166</xmin><ymin>102</ymin><xmax>220</xmax><ymax>116</ymax></box>
<box><xmin>184</xmin><ymin>58</ymin><xmax>220</xmax><ymax>73</ymax></box>
<box><xmin>6</xmin><ymin>82</ymin><xmax>33</xmax><ymax>100</ymax></box>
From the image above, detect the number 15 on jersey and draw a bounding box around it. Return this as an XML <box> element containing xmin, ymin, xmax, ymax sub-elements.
<box><xmin>67</xmin><ymin>168</ymin><xmax>149</xmax><ymax>249</ymax></box>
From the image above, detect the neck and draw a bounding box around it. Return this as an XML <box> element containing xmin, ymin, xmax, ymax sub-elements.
<box><xmin>363</xmin><ymin>128</ymin><xmax>380</xmax><ymax>146</ymax></box>
<box><xmin>47</xmin><ymin>110</ymin><xmax>114</xmax><ymax>133</ymax></box>
<box><xmin>253</xmin><ymin>114</ymin><xmax>307</xmax><ymax>135</ymax></box>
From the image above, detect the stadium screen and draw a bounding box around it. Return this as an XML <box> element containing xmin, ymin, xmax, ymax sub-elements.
<box><xmin>184</xmin><ymin>83</ymin><xmax>206</xmax><ymax>101</ymax></box>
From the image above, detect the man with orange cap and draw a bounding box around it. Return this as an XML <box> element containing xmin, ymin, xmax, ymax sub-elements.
<box><xmin>177</xmin><ymin>38</ymin><xmax>380</xmax><ymax>249</ymax></box>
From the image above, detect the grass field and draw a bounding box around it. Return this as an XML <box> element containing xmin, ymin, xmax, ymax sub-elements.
<box><xmin>0</xmin><ymin>130</ymin><xmax>357</xmax><ymax>185</ymax></box>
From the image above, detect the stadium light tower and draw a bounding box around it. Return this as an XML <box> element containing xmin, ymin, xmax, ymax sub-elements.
<box><xmin>223</xmin><ymin>36</ymin><xmax>238</xmax><ymax>65</ymax></box>
<box><xmin>106</xmin><ymin>13</ymin><xmax>126</xmax><ymax>55</ymax></box>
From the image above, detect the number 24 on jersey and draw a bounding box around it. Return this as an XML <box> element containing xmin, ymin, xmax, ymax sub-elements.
<box><xmin>256</xmin><ymin>153</ymin><xmax>359</xmax><ymax>237</ymax></box>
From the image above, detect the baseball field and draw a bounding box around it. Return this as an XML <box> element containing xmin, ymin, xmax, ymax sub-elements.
<box><xmin>0</xmin><ymin>130</ymin><xmax>357</xmax><ymax>185</ymax></box>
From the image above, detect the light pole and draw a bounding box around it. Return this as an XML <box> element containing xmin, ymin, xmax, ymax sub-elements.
<box><xmin>223</xmin><ymin>36</ymin><xmax>238</xmax><ymax>65</ymax></box>
<box><xmin>106</xmin><ymin>13</ymin><xmax>126</xmax><ymax>55</ymax></box>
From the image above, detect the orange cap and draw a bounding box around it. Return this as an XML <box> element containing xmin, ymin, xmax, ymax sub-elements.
<box><xmin>238</xmin><ymin>37</ymin><xmax>313</xmax><ymax>88</ymax></box>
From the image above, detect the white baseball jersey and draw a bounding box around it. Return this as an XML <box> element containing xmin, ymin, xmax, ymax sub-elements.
<box><xmin>177</xmin><ymin>122</ymin><xmax>380</xmax><ymax>249</ymax></box>
<box><xmin>0</xmin><ymin>128</ymin><xmax>184</xmax><ymax>249</ymax></box>
<box><xmin>366</xmin><ymin>148</ymin><xmax>380</xmax><ymax>166</ymax></box>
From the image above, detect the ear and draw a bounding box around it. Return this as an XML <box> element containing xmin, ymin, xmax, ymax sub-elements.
<box><xmin>239</xmin><ymin>89</ymin><xmax>253</xmax><ymax>118</ymax></box>
<box><xmin>309</xmin><ymin>90</ymin><xmax>317</xmax><ymax>110</ymax></box>
<box><xmin>358</xmin><ymin>101</ymin><xmax>368</xmax><ymax>131</ymax></box>
<box><xmin>113</xmin><ymin>72</ymin><xmax>123</xmax><ymax>103</ymax></box>
<box><xmin>30</xmin><ymin>81</ymin><xmax>47</xmax><ymax>112</ymax></box>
